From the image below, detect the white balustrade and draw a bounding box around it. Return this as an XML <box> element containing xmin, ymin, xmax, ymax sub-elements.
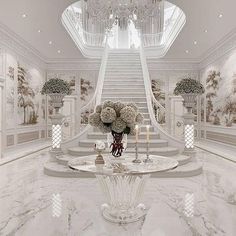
<box><xmin>140</xmin><ymin>45</ymin><xmax>184</xmax><ymax>150</ymax></box>
<box><xmin>65</xmin><ymin>7</ymin><xmax>107</xmax><ymax>48</ymax></box>
<box><xmin>61</xmin><ymin>44</ymin><xmax>109</xmax><ymax>149</ymax></box>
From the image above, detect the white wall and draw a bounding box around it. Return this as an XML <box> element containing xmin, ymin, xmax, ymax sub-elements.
<box><xmin>0</xmin><ymin>34</ymin><xmax>48</xmax><ymax>158</ymax></box>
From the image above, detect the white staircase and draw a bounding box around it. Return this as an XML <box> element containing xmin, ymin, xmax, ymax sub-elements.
<box><xmin>44</xmin><ymin>50</ymin><xmax>202</xmax><ymax>178</ymax></box>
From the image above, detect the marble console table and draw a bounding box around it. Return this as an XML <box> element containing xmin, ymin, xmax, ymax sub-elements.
<box><xmin>69</xmin><ymin>155</ymin><xmax>178</xmax><ymax>224</ymax></box>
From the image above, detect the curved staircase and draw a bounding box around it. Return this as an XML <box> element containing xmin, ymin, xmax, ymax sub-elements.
<box><xmin>44</xmin><ymin>50</ymin><xmax>202</xmax><ymax>178</ymax></box>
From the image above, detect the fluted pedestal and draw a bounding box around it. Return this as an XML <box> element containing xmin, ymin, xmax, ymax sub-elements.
<box><xmin>96</xmin><ymin>174</ymin><xmax>150</xmax><ymax>224</ymax></box>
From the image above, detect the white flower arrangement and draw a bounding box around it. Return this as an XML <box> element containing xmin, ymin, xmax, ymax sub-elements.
<box><xmin>89</xmin><ymin>100</ymin><xmax>144</xmax><ymax>135</ymax></box>
<box><xmin>41</xmin><ymin>78</ymin><xmax>71</xmax><ymax>95</ymax></box>
<box><xmin>174</xmin><ymin>78</ymin><xmax>205</xmax><ymax>95</ymax></box>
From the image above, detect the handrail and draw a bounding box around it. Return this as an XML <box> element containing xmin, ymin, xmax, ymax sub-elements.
<box><xmin>61</xmin><ymin>44</ymin><xmax>109</xmax><ymax>149</ymax></box>
<box><xmin>140</xmin><ymin>45</ymin><xmax>184</xmax><ymax>150</ymax></box>
<box><xmin>141</xmin><ymin>6</ymin><xmax>181</xmax><ymax>48</ymax></box>
<box><xmin>66</xmin><ymin>7</ymin><xmax>107</xmax><ymax>47</ymax></box>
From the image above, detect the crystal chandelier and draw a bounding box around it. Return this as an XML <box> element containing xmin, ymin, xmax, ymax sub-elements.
<box><xmin>84</xmin><ymin>0</ymin><xmax>162</xmax><ymax>31</ymax></box>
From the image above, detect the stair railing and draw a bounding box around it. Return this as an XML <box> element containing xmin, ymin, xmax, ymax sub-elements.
<box><xmin>65</xmin><ymin>6</ymin><xmax>107</xmax><ymax>48</ymax></box>
<box><xmin>140</xmin><ymin>45</ymin><xmax>184</xmax><ymax>150</ymax></box>
<box><xmin>61</xmin><ymin>44</ymin><xmax>109</xmax><ymax>150</ymax></box>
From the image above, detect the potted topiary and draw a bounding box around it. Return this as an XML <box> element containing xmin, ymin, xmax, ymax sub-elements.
<box><xmin>174</xmin><ymin>78</ymin><xmax>205</xmax><ymax>111</ymax></box>
<box><xmin>41</xmin><ymin>78</ymin><xmax>71</xmax><ymax>112</ymax></box>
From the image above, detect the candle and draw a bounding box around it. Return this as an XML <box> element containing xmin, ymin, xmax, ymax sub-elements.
<box><xmin>146</xmin><ymin>125</ymin><xmax>150</xmax><ymax>143</ymax></box>
<box><xmin>135</xmin><ymin>125</ymin><xmax>139</xmax><ymax>143</ymax></box>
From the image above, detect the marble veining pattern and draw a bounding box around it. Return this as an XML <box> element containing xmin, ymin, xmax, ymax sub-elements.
<box><xmin>0</xmin><ymin>150</ymin><xmax>236</xmax><ymax>235</ymax></box>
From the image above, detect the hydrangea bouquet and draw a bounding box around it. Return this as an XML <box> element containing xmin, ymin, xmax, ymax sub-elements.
<box><xmin>89</xmin><ymin>100</ymin><xmax>144</xmax><ymax>157</ymax></box>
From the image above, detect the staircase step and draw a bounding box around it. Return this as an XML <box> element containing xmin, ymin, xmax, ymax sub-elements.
<box><xmin>106</xmin><ymin>72</ymin><xmax>142</xmax><ymax>75</ymax></box>
<box><xmin>104</xmin><ymin>81</ymin><xmax>144</xmax><ymax>85</ymax></box>
<box><xmin>106</xmin><ymin>66</ymin><xmax>143</xmax><ymax>71</ymax></box>
<box><xmin>102</xmin><ymin>97</ymin><xmax>147</xmax><ymax>102</ymax></box>
<box><xmin>87</xmin><ymin>132</ymin><xmax>160</xmax><ymax>140</ymax></box>
<box><xmin>106</xmin><ymin>65</ymin><xmax>141</xmax><ymax>68</ymax></box>
<box><xmin>103</xmin><ymin>84</ymin><xmax>144</xmax><ymax>88</ymax></box>
<box><xmin>78</xmin><ymin>139</ymin><xmax>168</xmax><ymax>148</ymax></box>
<box><xmin>102</xmin><ymin>92</ymin><xmax>145</xmax><ymax>98</ymax></box>
<box><xmin>103</xmin><ymin>88</ymin><xmax>144</xmax><ymax>92</ymax></box>
<box><xmin>68</xmin><ymin>146</ymin><xmax>178</xmax><ymax>157</ymax></box>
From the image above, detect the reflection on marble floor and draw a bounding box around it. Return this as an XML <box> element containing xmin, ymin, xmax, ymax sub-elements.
<box><xmin>0</xmin><ymin>150</ymin><xmax>236</xmax><ymax>236</ymax></box>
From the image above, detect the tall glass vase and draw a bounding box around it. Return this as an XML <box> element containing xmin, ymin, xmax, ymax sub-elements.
<box><xmin>107</xmin><ymin>131</ymin><xmax>127</xmax><ymax>158</ymax></box>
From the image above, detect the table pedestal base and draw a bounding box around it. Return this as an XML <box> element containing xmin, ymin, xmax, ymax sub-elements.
<box><xmin>96</xmin><ymin>174</ymin><xmax>150</xmax><ymax>224</ymax></box>
<box><xmin>101</xmin><ymin>203</ymin><xmax>147</xmax><ymax>224</ymax></box>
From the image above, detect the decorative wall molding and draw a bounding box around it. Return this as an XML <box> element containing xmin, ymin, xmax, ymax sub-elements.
<box><xmin>199</xmin><ymin>28</ymin><xmax>236</xmax><ymax>69</ymax></box>
<box><xmin>0</xmin><ymin>22</ymin><xmax>46</xmax><ymax>69</ymax></box>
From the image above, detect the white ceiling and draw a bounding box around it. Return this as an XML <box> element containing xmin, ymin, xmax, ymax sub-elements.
<box><xmin>0</xmin><ymin>0</ymin><xmax>235</xmax><ymax>61</ymax></box>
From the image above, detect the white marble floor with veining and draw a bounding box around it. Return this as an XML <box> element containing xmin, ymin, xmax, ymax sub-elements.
<box><xmin>0</xmin><ymin>149</ymin><xmax>236</xmax><ymax>236</ymax></box>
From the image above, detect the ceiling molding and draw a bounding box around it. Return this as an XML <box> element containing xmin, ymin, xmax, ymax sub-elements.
<box><xmin>198</xmin><ymin>27</ymin><xmax>236</xmax><ymax>69</ymax></box>
<box><xmin>1</xmin><ymin>18</ymin><xmax>236</xmax><ymax>72</ymax></box>
<box><xmin>0</xmin><ymin>22</ymin><xmax>46</xmax><ymax>68</ymax></box>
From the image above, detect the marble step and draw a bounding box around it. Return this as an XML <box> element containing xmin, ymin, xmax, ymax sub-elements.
<box><xmin>79</xmin><ymin>139</ymin><xmax>168</xmax><ymax>148</ymax></box>
<box><xmin>103</xmin><ymin>84</ymin><xmax>144</xmax><ymax>88</ymax></box>
<box><xmin>102</xmin><ymin>97</ymin><xmax>147</xmax><ymax>102</ymax></box>
<box><xmin>105</xmin><ymin>73</ymin><xmax>142</xmax><ymax>76</ymax></box>
<box><xmin>68</xmin><ymin>146</ymin><xmax>179</xmax><ymax>157</ymax></box>
<box><xmin>106</xmin><ymin>65</ymin><xmax>141</xmax><ymax>69</ymax></box>
<box><xmin>44</xmin><ymin>160</ymin><xmax>202</xmax><ymax>178</ymax></box>
<box><xmin>103</xmin><ymin>81</ymin><xmax>144</xmax><ymax>85</ymax></box>
<box><xmin>55</xmin><ymin>153</ymin><xmax>191</xmax><ymax>167</ymax></box>
<box><xmin>103</xmin><ymin>85</ymin><xmax>144</xmax><ymax>89</ymax></box>
<box><xmin>106</xmin><ymin>69</ymin><xmax>142</xmax><ymax>72</ymax></box>
<box><xmin>87</xmin><ymin>132</ymin><xmax>160</xmax><ymax>140</ymax></box>
<box><xmin>102</xmin><ymin>92</ymin><xmax>146</xmax><ymax>98</ymax></box>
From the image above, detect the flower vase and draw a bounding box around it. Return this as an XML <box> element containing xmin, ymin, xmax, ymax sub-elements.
<box><xmin>181</xmin><ymin>93</ymin><xmax>197</xmax><ymax>112</ymax></box>
<box><xmin>108</xmin><ymin>131</ymin><xmax>127</xmax><ymax>158</ymax></box>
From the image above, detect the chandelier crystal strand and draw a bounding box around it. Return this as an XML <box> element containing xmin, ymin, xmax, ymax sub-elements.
<box><xmin>83</xmin><ymin>0</ymin><xmax>163</xmax><ymax>31</ymax></box>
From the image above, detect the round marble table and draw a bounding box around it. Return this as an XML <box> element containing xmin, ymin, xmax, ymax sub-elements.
<box><xmin>68</xmin><ymin>154</ymin><xmax>178</xmax><ymax>224</ymax></box>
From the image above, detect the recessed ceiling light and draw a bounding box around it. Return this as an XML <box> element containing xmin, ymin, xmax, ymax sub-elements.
<box><xmin>218</xmin><ymin>14</ymin><xmax>223</xmax><ymax>18</ymax></box>
<box><xmin>37</xmin><ymin>29</ymin><xmax>41</xmax><ymax>33</ymax></box>
<box><xmin>57</xmin><ymin>50</ymin><xmax>61</xmax><ymax>54</ymax></box>
<box><xmin>185</xmin><ymin>50</ymin><xmax>189</xmax><ymax>54</ymax></box>
<box><xmin>22</xmin><ymin>14</ymin><xmax>27</xmax><ymax>18</ymax></box>
<box><xmin>49</xmin><ymin>41</ymin><xmax>53</xmax><ymax>45</ymax></box>
<box><xmin>194</xmin><ymin>41</ymin><xmax>197</xmax><ymax>45</ymax></box>
<box><xmin>204</xmin><ymin>29</ymin><xmax>208</xmax><ymax>33</ymax></box>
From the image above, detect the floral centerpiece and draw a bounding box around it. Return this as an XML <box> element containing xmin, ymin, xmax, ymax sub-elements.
<box><xmin>41</xmin><ymin>78</ymin><xmax>71</xmax><ymax>111</ymax></box>
<box><xmin>89</xmin><ymin>100</ymin><xmax>144</xmax><ymax>157</ymax></box>
<box><xmin>174</xmin><ymin>78</ymin><xmax>205</xmax><ymax>110</ymax></box>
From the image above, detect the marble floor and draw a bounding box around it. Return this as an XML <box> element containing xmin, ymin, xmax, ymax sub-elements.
<box><xmin>0</xmin><ymin>149</ymin><xmax>236</xmax><ymax>236</ymax></box>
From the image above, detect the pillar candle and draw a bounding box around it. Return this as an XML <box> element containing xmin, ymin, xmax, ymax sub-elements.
<box><xmin>135</xmin><ymin>125</ymin><xmax>139</xmax><ymax>143</ymax></box>
<box><xmin>146</xmin><ymin>125</ymin><xmax>150</xmax><ymax>143</ymax></box>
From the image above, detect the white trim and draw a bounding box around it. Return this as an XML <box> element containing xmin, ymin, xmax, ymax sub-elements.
<box><xmin>0</xmin><ymin>22</ymin><xmax>46</xmax><ymax>68</ymax></box>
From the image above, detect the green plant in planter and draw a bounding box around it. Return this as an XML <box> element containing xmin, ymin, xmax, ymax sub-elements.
<box><xmin>174</xmin><ymin>78</ymin><xmax>205</xmax><ymax>95</ymax></box>
<box><xmin>41</xmin><ymin>78</ymin><xmax>71</xmax><ymax>95</ymax></box>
